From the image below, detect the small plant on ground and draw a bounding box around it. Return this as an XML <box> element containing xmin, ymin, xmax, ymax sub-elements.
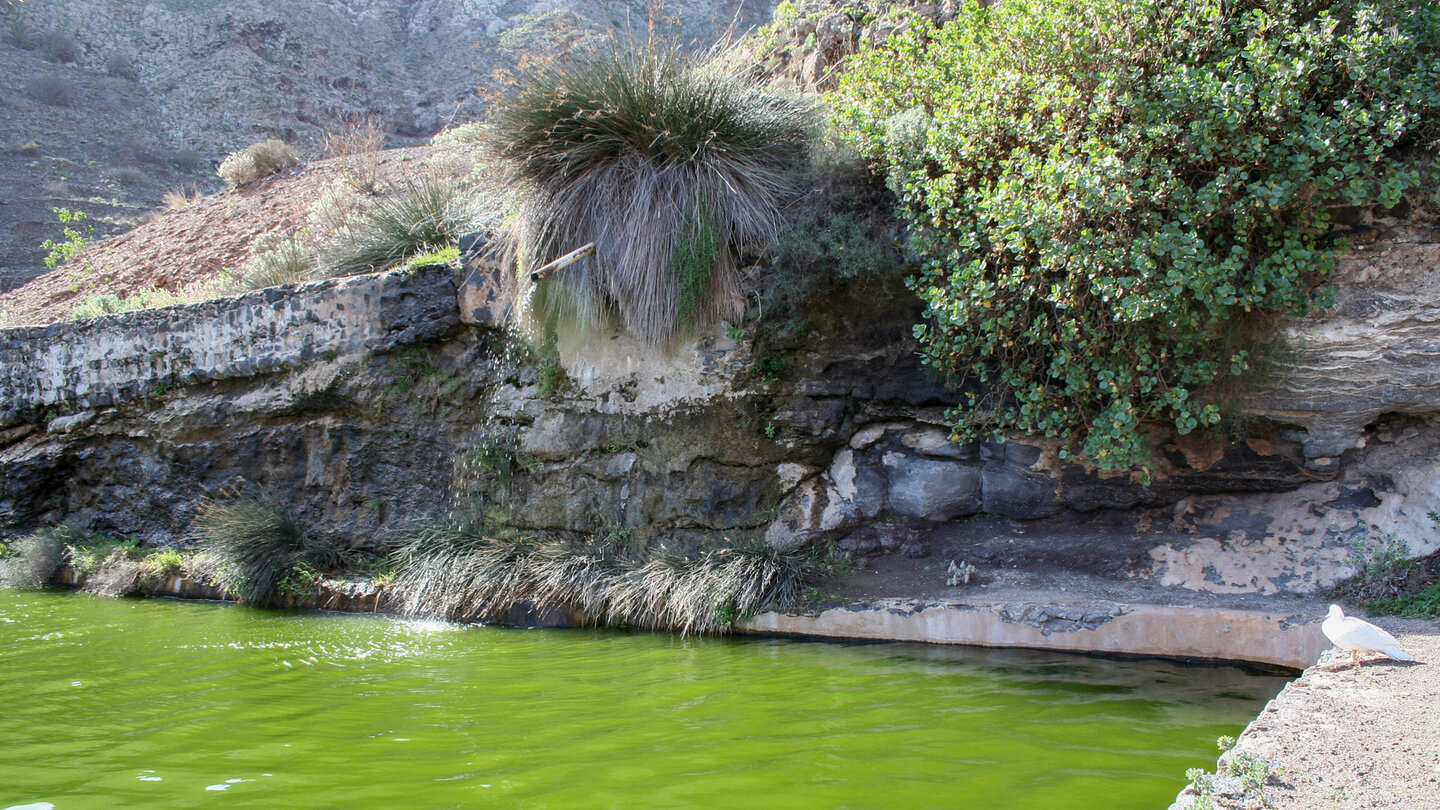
<box><xmin>493</xmin><ymin>37</ymin><xmax>812</xmax><ymax>345</ymax></box>
<box><xmin>139</xmin><ymin>548</ymin><xmax>185</xmax><ymax>579</ymax></box>
<box><xmin>39</xmin><ymin>30</ymin><xmax>78</xmax><ymax>63</ymax></box>
<box><xmin>192</xmin><ymin>494</ymin><xmax>344</xmax><ymax>606</ymax></box>
<box><xmin>429</xmin><ymin>122</ymin><xmax>488</xmax><ymax>147</ymax></box>
<box><xmin>404</xmin><ymin>245</ymin><xmax>460</xmax><ymax>269</ymax></box>
<box><xmin>105</xmin><ymin>52</ymin><xmax>138</xmax><ymax>80</ymax></box>
<box><xmin>217</xmin><ymin>138</ymin><xmax>301</xmax><ymax>187</ymax></box>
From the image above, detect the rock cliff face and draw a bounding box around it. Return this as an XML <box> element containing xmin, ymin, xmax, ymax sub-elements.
<box><xmin>0</xmin><ymin>0</ymin><xmax>777</xmax><ymax>290</ymax></box>
<box><xmin>3</xmin><ymin>213</ymin><xmax>1437</xmax><ymax>601</ymax></box>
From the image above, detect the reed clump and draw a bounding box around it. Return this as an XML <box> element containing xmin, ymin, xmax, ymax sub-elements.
<box><xmin>390</xmin><ymin>515</ymin><xmax>813</xmax><ymax>634</ymax></box>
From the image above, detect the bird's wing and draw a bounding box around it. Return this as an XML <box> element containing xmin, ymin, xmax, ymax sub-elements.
<box><xmin>1334</xmin><ymin>617</ymin><xmax>1402</xmax><ymax>651</ymax></box>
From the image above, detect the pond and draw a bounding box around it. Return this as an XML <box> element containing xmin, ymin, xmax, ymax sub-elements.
<box><xmin>0</xmin><ymin>589</ymin><xmax>1287</xmax><ymax>809</ymax></box>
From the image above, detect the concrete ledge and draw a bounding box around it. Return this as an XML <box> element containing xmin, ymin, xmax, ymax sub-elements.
<box><xmin>744</xmin><ymin>598</ymin><xmax>1331</xmax><ymax>670</ymax></box>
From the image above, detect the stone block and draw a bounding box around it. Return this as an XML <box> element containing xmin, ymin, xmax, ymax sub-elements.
<box><xmin>883</xmin><ymin>453</ymin><xmax>982</xmax><ymax>521</ymax></box>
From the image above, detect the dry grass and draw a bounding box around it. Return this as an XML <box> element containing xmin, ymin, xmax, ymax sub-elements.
<box><xmin>323</xmin><ymin>116</ymin><xmax>386</xmax><ymax>192</ymax></box>
<box><xmin>217</xmin><ymin>138</ymin><xmax>301</xmax><ymax>187</ymax></box>
<box><xmin>390</xmin><ymin>514</ymin><xmax>813</xmax><ymax>633</ymax></box>
<box><xmin>162</xmin><ymin>186</ymin><xmax>200</xmax><ymax>211</ymax></box>
<box><xmin>493</xmin><ymin>38</ymin><xmax>811</xmax><ymax>345</ymax></box>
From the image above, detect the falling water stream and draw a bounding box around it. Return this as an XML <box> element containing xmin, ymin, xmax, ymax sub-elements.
<box><xmin>0</xmin><ymin>589</ymin><xmax>1286</xmax><ymax>809</ymax></box>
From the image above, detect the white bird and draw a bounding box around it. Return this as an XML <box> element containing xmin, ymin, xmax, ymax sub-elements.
<box><xmin>1322</xmin><ymin>604</ymin><xmax>1414</xmax><ymax>667</ymax></box>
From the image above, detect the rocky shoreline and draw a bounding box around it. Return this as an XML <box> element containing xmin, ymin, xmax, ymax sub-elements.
<box><xmin>1170</xmin><ymin>617</ymin><xmax>1439</xmax><ymax>810</ymax></box>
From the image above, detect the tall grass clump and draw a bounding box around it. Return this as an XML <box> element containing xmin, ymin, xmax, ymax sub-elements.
<box><xmin>319</xmin><ymin>175</ymin><xmax>477</xmax><ymax>275</ymax></box>
<box><xmin>192</xmin><ymin>495</ymin><xmax>342</xmax><ymax>605</ymax></box>
<box><xmin>390</xmin><ymin>514</ymin><xmax>813</xmax><ymax>633</ymax></box>
<box><xmin>493</xmin><ymin>39</ymin><xmax>811</xmax><ymax>345</ymax></box>
<box><xmin>217</xmin><ymin>138</ymin><xmax>301</xmax><ymax>187</ymax></box>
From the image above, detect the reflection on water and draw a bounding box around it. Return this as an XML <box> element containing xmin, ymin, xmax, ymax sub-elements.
<box><xmin>0</xmin><ymin>589</ymin><xmax>1288</xmax><ymax>810</ymax></box>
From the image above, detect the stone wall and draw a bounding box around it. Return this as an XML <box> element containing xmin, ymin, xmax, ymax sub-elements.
<box><xmin>0</xmin><ymin>265</ymin><xmax>463</xmax><ymax>427</ymax></box>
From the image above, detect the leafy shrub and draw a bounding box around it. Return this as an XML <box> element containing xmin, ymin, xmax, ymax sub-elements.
<box><xmin>319</xmin><ymin>174</ymin><xmax>475</xmax><ymax>275</ymax></box>
<box><xmin>834</xmin><ymin>0</ymin><xmax>1440</xmax><ymax>469</ymax></box>
<box><xmin>70</xmin><ymin>287</ymin><xmax>183</xmax><ymax>319</ymax></box>
<box><xmin>429</xmin><ymin>122</ymin><xmax>488</xmax><ymax>147</ymax></box>
<box><xmin>25</xmin><ymin>73</ymin><xmax>72</xmax><ymax>106</ymax></box>
<box><xmin>493</xmin><ymin>38</ymin><xmax>811</xmax><ymax>344</ymax></box>
<box><xmin>40</xmin><ymin>30</ymin><xmax>78</xmax><ymax>63</ymax></box>
<box><xmin>217</xmin><ymin>138</ymin><xmax>301</xmax><ymax>187</ymax></box>
<box><xmin>192</xmin><ymin>494</ymin><xmax>343</xmax><ymax>605</ymax></box>
<box><xmin>766</xmin><ymin>140</ymin><xmax>903</xmax><ymax>308</ymax></box>
<box><xmin>41</xmin><ymin>207</ymin><xmax>91</xmax><ymax>270</ymax></box>
<box><xmin>105</xmin><ymin>52</ymin><xmax>137</xmax><ymax>80</ymax></box>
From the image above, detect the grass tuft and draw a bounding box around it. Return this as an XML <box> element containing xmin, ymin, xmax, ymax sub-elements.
<box><xmin>319</xmin><ymin>174</ymin><xmax>477</xmax><ymax>276</ymax></box>
<box><xmin>494</xmin><ymin>38</ymin><xmax>811</xmax><ymax>345</ymax></box>
<box><xmin>192</xmin><ymin>494</ymin><xmax>343</xmax><ymax>605</ymax></box>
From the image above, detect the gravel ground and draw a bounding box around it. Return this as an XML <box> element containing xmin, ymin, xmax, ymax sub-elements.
<box><xmin>1172</xmin><ymin>616</ymin><xmax>1440</xmax><ymax>809</ymax></box>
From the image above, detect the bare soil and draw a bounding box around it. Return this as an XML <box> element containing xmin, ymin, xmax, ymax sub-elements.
<box><xmin>0</xmin><ymin>145</ymin><xmax>471</xmax><ymax>326</ymax></box>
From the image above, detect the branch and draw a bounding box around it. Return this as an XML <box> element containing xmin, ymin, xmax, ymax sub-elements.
<box><xmin>529</xmin><ymin>243</ymin><xmax>596</xmax><ymax>282</ymax></box>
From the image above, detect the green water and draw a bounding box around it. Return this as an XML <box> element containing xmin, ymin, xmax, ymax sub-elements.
<box><xmin>0</xmin><ymin>590</ymin><xmax>1286</xmax><ymax>810</ymax></box>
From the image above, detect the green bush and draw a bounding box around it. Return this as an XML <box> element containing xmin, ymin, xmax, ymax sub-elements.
<box><xmin>70</xmin><ymin>287</ymin><xmax>183</xmax><ymax>319</ymax></box>
<box><xmin>834</xmin><ymin>0</ymin><xmax>1440</xmax><ymax>469</ymax></box>
<box><xmin>493</xmin><ymin>38</ymin><xmax>811</xmax><ymax>344</ymax></box>
<box><xmin>217</xmin><ymin>138</ymin><xmax>301</xmax><ymax>187</ymax></box>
